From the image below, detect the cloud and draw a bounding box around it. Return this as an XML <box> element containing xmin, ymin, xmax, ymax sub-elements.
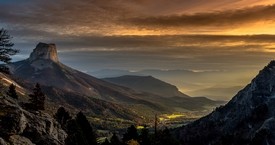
<box><xmin>49</xmin><ymin>35</ymin><xmax>275</xmax><ymax>54</ymax></box>
<box><xmin>9</xmin><ymin>29</ymin><xmax>275</xmax><ymax>76</ymax></box>
<box><xmin>125</xmin><ymin>5</ymin><xmax>275</xmax><ymax>29</ymax></box>
<box><xmin>1</xmin><ymin>1</ymin><xmax>275</xmax><ymax>36</ymax></box>
<box><xmin>28</xmin><ymin>34</ymin><xmax>274</xmax><ymax>72</ymax></box>
<box><xmin>0</xmin><ymin>0</ymin><xmax>130</xmax><ymax>36</ymax></box>
<box><xmin>9</xmin><ymin>27</ymin><xmax>275</xmax><ymax>56</ymax></box>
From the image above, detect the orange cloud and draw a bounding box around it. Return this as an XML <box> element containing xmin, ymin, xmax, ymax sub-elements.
<box><xmin>124</xmin><ymin>4</ymin><xmax>275</xmax><ymax>35</ymax></box>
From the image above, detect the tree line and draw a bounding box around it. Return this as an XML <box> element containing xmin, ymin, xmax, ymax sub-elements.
<box><xmin>101</xmin><ymin>125</ymin><xmax>179</xmax><ymax>145</ymax></box>
<box><xmin>54</xmin><ymin>106</ymin><xmax>179</xmax><ymax>145</ymax></box>
<box><xmin>4</xmin><ymin>82</ymin><xmax>46</xmax><ymax>111</ymax></box>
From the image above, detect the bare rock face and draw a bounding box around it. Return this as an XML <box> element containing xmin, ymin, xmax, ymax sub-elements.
<box><xmin>0</xmin><ymin>97</ymin><xmax>67</xmax><ymax>145</ymax></box>
<box><xmin>8</xmin><ymin>135</ymin><xmax>35</xmax><ymax>145</ymax></box>
<box><xmin>29</xmin><ymin>42</ymin><xmax>59</xmax><ymax>63</ymax></box>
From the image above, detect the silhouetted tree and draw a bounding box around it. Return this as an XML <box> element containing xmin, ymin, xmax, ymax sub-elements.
<box><xmin>6</xmin><ymin>83</ymin><xmax>18</xmax><ymax>99</ymax></box>
<box><xmin>76</xmin><ymin>112</ymin><xmax>97</xmax><ymax>145</ymax></box>
<box><xmin>156</xmin><ymin>128</ymin><xmax>179</xmax><ymax>145</ymax></box>
<box><xmin>111</xmin><ymin>133</ymin><xmax>122</xmax><ymax>145</ymax></box>
<box><xmin>139</xmin><ymin>126</ymin><xmax>151</xmax><ymax>145</ymax></box>
<box><xmin>65</xmin><ymin>119</ymin><xmax>86</xmax><ymax>145</ymax></box>
<box><xmin>54</xmin><ymin>107</ymin><xmax>71</xmax><ymax>128</ymax></box>
<box><xmin>0</xmin><ymin>28</ymin><xmax>19</xmax><ymax>73</ymax></box>
<box><xmin>29</xmin><ymin>83</ymin><xmax>45</xmax><ymax>110</ymax></box>
<box><xmin>123</xmin><ymin>125</ymin><xmax>138</xmax><ymax>143</ymax></box>
<box><xmin>65</xmin><ymin>112</ymin><xmax>97</xmax><ymax>145</ymax></box>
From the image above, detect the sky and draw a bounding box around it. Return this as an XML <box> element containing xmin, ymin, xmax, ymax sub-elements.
<box><xmin>1</xmin><ymin>0</ymin><xmax>275</xmax><ymax>100</ymax></box>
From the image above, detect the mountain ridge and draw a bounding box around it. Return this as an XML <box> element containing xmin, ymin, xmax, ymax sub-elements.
<box><xmin>104</xmin><ymin>75</ymin><xmax>189</xmax><ymax>98</ymax></box>
<box><xmin>175</xmin><ymin>60</ymin><xmax>275</xmax><ymax>145</ymax></box>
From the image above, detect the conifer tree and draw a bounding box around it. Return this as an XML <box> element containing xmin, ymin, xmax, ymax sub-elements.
<box><xmin>29</xmin><ymin>83</ymin><xmax>45</xmax><ymax>110</ymax></box>
<box><xmin>0</xmin><ymin>28</ymin><xmax>19</xmax><ymax>73</ymax></box>
<box><xmin>76</xmin><ymin>112</ymin><xmax>97</xmax><ymax>145</ymax></box>
<box><xmin>65</xmin><ymin>119</ymin><xmax>86</xmax><ymax>145</ymax></box>
<box><xmin>54</xmin><ymin>107</ymin><xmax>71</xmax><ymax>128</ymax></box>
<box><xmin>123</xmin><ymin>125</ymin><xmax>138</xmax><ymax>143</ymax></box>
<box><xmin>6</xmin><ymin>83</ymin><xmax>18</xmax><ymax>99</ymax></box>
<box><xmin>156</xmin><ymin>128</ymin><xmax>179</xmax><ymax>145</ymax></box>
<box><xmin>65</xmin><ymin>112</ymin><xmax>98</xmax><ymax>145</ymax></box>
<box><xmin>139</xmin><ymin>126</ymin><xmax>151</xmax><ymax>145</ymax></box>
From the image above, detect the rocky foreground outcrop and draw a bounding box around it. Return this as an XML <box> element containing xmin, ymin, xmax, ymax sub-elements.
<box><xmin>0</xmin><ymin>96</ymin><xmax>67</xmax><ymax>145</ymax></box>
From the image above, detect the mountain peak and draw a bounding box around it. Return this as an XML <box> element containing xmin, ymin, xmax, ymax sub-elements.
<box><xmin>29</xmin><ymin>42</ymin><xmax>59</xmax><ymax>62</ymax></box>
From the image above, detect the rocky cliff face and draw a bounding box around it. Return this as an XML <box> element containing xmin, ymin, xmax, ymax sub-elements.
<box><xmin>175</xmin><ymin>61</ymin><xmax>275</xmax><ymax>145</ymax></box>
<box><xmin>0</xmin><ymin>97</ymin><xmax>67</xmax><ymax>145</ymax></box>
<box><xmin>29</xmin><ymin>42</ymin><xmax>59</xmax><ymax>63</ymax></box>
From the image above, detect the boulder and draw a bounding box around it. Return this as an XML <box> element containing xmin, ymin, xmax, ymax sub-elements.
<box><xmin>0</xmin><ymin>97</ymin><xmax>67</xmax><ymax>145</ymax></box>
<box><xmin>9</xmin><ymin>135</ymin><xmax>35</xmax><ymax>145</ymax></box>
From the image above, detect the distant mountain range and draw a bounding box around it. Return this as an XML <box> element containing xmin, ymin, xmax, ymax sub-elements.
<box><xmin>175</xmin><ymin>61</ymin><xmax>275</xmax><ymax>145</ymax></box>
<box><xmin>6</xmin><ymin>43</ymin><xmax>223</xmax><ymax>123</ymax></box>
<box><xmin>104</xmin><ymin>75</ymin><xmax>225</xmax><ymax>111</ymax></box>
<box><xmin>104</xmin><ymin>75</ymin><xmax>189</xmax><ymax>98</ymax></box>
<box><xmin>90</xmin><ymin>68</ymin><xmax>252</xmax><ymax>100</ymax></box>
<box><xmin>90</xmin><ymin>68</ymin><xmax>198</xmax><ymax>78</ymax></box>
